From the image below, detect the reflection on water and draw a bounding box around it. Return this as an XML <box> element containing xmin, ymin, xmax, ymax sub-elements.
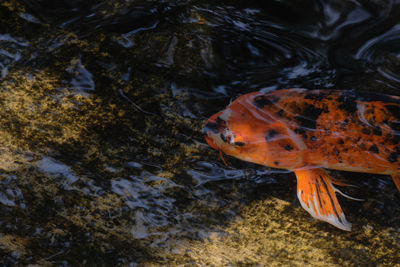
<box><xmin>0</xmin><ymin>0</ymin><xmax>399</xmax><ymax>265</ymax></box>
<box><xmin>0</xmin><ymin>174</ymin><xmax>24</xmax><ymax>208</ymax></box>
<box><xmin>65</xmin><ymin>56</ymin><xmax>95</xmax><ymax>91</ymax></box>
<box><xmin>37</xmin><ymin>157</ymin><xmax>80</xmax><ymax>190</ymax></box>
<box><xmin>189</xmin><ymin>161</ymin><xmax>288</xmax><ymax>186</ymax></box>
<box><xmin>0</xmin><ymin>33</ymin><xmax>27</xmax><ymax>77</ymax></box>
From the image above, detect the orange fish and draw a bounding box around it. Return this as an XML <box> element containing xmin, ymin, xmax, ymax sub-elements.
<box><xmin>204</xmin><ymin>88</ymin><xmax>400</xmax><ymax>231</ymax></box>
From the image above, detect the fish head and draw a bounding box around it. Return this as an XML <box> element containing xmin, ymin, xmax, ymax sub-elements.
<box><xmin>203</xmin><ymin>108</ymin><xmax>243</xmax><ymax>151</ymax></box>
<box><xmin>204</xmin><ymin>93</ymin><xmax>276</xmax><ymax>165</ymax></box>
<box><xmin>204</xmin><ymin>92</ymin><xmax>303</xmax><ymax>169</ymax></box>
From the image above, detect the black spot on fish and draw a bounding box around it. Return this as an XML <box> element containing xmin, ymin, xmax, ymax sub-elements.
<box><xmin>295</xmin><ymin>103</ymin><xmax>324</xmax><ymax>129</ymax></box>
<box><xmin>265</xmin><ymin>129</ymin><xmax>277</xmax><ymax>141</ymax></box>
<box><xmin>284</xmin><ymin>144</ymin><xmax>293</xmax><ymax>151</ymax></box>
<box><xmin>304</xmin><ymin>103</ymin><xmax>325</xmax><ymax>119</ymax></box>
<box><xmin>387</xmin><ymin>151</ymin><xmax>400</xmax><ymax>163</ymax></box>
<box><xmin>361</xmin><ymin>128</ymin><xmax>371</xmax><ymax>135</ymax></box>
<box><xmin>253</xmin><ymin>95</ymin><xmax>279</xmax><ymax>109</ymax></box>
<box><xmin>274</xmin><ymin>161</ymin><xmax>280</xmax><ymax>166</ymax></box>
<box><xmin>295</xmin><ymin>115</ymin><xmax>317</xmax><ymax>130</ymax></box>
<box><xmin>369</xmin><ymin>144</ymin><xmax>379</xmax><ymax>154</ymax></box>
<box><xmin>373</xmin><ymin>127</ymin><xmax>382</xmax><ymax>136</ymax></box>
<box><xmin>338</xmin><ymin>139</ymin><xmax>344</xmax><ymax>145</ymax></box>
<box><xmin>234</xmin><ymin>141</ymin><xmax>245</xmax><ymax>146</ymax></box>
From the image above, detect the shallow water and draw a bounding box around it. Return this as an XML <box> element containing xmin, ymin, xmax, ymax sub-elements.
<box><xmin>0</xmin><ymin>0</ymin><xmax>399</xmax><ymax>265</ymax></box>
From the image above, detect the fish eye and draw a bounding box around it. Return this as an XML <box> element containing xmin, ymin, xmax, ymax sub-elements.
<box><xmin>220</xmin><ymin>132</ymin><xmax>234</xmax><ymax>144</ymax></box>
<box><xmin>219</xmin><ymin>129</ymin><xmax>244</xmax><ymax>146</ymax></box>
<box><xmin>222</xmin><ymin>132</ymin><xmax>245</xmax><ymax>146</ymax></box>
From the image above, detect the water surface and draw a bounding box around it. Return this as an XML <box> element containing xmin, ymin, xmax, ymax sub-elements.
<box><xmin>0</xmin><ymin>0</ymin><xmax>399</xmax><ymax>265</ymax></box>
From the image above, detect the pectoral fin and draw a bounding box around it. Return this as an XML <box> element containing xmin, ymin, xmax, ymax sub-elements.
<box><xmin>294</xmin><ymin>168</ymin><xmax>351</xmax><ymax>231</ymax></box>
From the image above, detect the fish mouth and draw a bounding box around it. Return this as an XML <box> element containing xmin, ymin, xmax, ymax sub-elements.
<box><xmin>204</xmin><ymin>122</ymin><xmax>221</xmax><ymax>150</ymax></box>
<box><xmin>203</xmin><ymin>121</ymin><xmax>220</xmax><ymax>135</ymax></box>
<box><xmin>204</xmin><ymin>117</ymin><xmax>229</xmax><ymax>166</ymax></box>
<box><xmin>203</xmin><ymin>111</ymin><xmax>226</xmax><ymax>134</ymax></box>
<box><xmin>203</xmin><ymin>112</ymin><xmax>227</xmax><ymax>149</ymax></box>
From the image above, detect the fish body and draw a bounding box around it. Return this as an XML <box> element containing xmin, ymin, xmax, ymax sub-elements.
<box><xmin>204</xmin><ymin>88</ymin><xmax>400</xmax><ymax>231</ymax></box>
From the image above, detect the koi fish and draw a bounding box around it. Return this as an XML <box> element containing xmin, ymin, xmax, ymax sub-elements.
<box><xmin>203</xmin><ymin>88</ymin><xmax>400</xmax><ymax>231</ymax></box>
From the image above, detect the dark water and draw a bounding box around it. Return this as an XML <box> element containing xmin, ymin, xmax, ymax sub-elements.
<box><xmin>0</xmin><ymin>0</ymin><xmax>400</xmax><ymax>265</ymax></box>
